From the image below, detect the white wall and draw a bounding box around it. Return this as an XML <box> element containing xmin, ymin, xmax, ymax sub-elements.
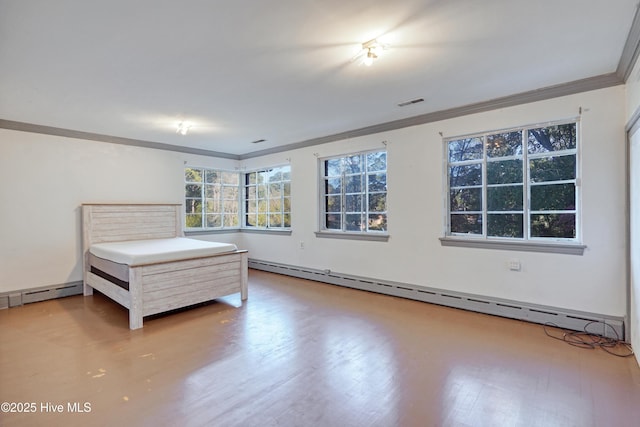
<box><xmin>626</xmin><ymin>57</ymin><xmax>640</xmax><ymax>124</ymax></box>
<box><xmin>0</xmin><ymin>129</ymin><xmax>239</xmax><ymax>293</ymax></box>
<box><xmin>626</xmin><ymin>55</ymin><xmax>640</xmax><ymax>365</ymax></box>
<box><xmin>629</xmin><ymin>129</ymin><xmax>640</xmax><ymax>366</ymax></box>
<box><xmin>241</xmin><ymin>86</ymin><xmax>627</xmax><ymax>317</ymax></box>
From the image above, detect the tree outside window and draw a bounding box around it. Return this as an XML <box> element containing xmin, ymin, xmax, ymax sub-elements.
<box><xmin>447</xmin><ymin>121</ymin><xmax>578</xmax><ymax>240</ymax></box>
<box><xmin>185</xmin><ymin>167</ymin><xmax>239</xmax><ymax>230</ymax></box>
<box><xmin>321</xmin><ymin>150</ymin><xmax>387</xmax><ymax>233</ymax></box>
<box><xmin>244</xmin><ymin>165</ymin><xmax>291</xmax><ymax>229</ymax></box>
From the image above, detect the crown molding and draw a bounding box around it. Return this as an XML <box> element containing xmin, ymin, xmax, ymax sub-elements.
<box><xmin>0</xmin><ymin>119</ymin><xmax>240</xmax><ymax>160</ymax></box>
<box><xmin>239</xmin><ymin>72</ymin><xmax>623</xmax><ymax>159</ymax></box>
<box><xmin>617</xmin><ymin>3</ymin><xmax>640</xmax><ymax>82</ymax></box>
<box><xmin>0</xmin><ymin>73</ymin><xmax>625</xmax><ymax>161</ymax></box>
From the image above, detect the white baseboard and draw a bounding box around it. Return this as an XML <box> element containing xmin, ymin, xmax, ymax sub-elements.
<box><xmin>0</xmin><ymin>281</ymin><xmax>83</xmax><ymax>309</ymax></box>
<box><xmin>249</xmin><ymin>259</ymin><xmax>626</xmax><ymax>340</ymax></box>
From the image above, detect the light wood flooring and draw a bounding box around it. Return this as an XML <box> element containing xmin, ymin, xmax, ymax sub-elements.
<box><xmin>1</xmin><ymin>270</ymin><xmax>639</xmax><ymax>426</ymax></box>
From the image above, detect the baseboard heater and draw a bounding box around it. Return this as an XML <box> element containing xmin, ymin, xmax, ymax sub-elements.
<box><xmin>0</xmin><ymin>281</ymin><xmax>83</xmax><ymax>309</ymax></box>
<box><xmin>248</xmin><ymin>259</ymin><xmax>625</xmax><ymax>340</ymax></box>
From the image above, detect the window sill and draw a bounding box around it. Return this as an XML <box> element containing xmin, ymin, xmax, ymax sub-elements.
<box><xmin>315</xmin><ymin>231</ymin><xmax>390</xmax><ymax>242</ymax></box>
<box><xmin>439</xmin><ymin>237</ymin><xmax>586</xmax><ymax>255</ymax></box>
<box><xmin>241</xmin><ymin>228</ymin><xmax>292</xmax><ymax>236</ymax></box>
<box><xmin>185</xmin><ymin>228</ymin><xmax>292</xmax><ymax>236</ymax></box>
<box><xmin>185</xmin><ymin>228</ymin><xmax>240</xmax><ymax>236</ymax></box>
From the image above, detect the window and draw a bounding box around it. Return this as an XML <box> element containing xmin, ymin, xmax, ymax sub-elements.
<box><xmin>185</xmin><ymin>167</ymin><xmax>239</xmax><ymax>230</ymax></box>
<box><xmin>446</xmin><ymin>120</ymin><xmax>578</xmax><ymax>241</ymax></box>
<box><xmin>244</xmin><ymin>165</ymin><xmax>291</xmax><ymax>229</ymax></box>
<box><xmin>320</xmin><ymin>150</ymin><xmax>387</xmax><ymax>233</ymax></box>
<box><xmin>185</xmin><ymin>165</ymin><xmax>292</xmax><ymax>232</ymax></box>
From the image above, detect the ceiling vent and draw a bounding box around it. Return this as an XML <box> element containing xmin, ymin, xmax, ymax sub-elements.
<box><xmin>397</xmin><ymin>98</ymin><xmax>424</xmax><ymax>107</ymax></box>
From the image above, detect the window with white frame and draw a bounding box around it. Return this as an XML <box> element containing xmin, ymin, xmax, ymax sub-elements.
<box><xmin>185</xmin><ymin>167</ymin><xmax>240</xmax><ymax>229</ymax></box>
<box><xmin>320</xmin><ymin>150</ymin><xmax>387</xmax><ymax>233</ymax></box>
<box><xmin>446</xmin><ymin>120</ymin><xmax>578</xmax><ymax>241</ymax></box>
<box><xmin>244</xmin><ymin>165</ymin><xmax>291</xmax><ymax>229</ymax></box>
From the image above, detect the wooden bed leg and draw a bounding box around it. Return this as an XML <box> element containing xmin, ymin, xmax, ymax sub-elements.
<box><xmin>83</xmin><ymin>282</ymin><xmax>94</xmax><ymax>296</ymax></box>
<box><xmin>240</xmin><ymin>252</ymin><xmax>248</xmax><ymax>301</ymax></box>
<box><xmin>129</xmin><ymin>310</ymin><xmax>143</xmax><ymax>330</ymax></box>
<box><xmin>83</xmin><ymin>251</ymin><xmax>93</xmax><ymax>296</ymax></box>
<box><xmin>129</xmin><ymin>267</ymin><xmax>143</xmax><ymax>330</ymax></box>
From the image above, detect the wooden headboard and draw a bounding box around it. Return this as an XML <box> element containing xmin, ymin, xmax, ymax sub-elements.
<box><xmin>82</xmin><ymin>204</ymin><xmax>183</xmax><ymax>248</ymax></box>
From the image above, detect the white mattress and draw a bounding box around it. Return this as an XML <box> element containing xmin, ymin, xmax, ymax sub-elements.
<box><xmin>89</xmin><ymin>238</ymin><xmax>238</xmax><ymax>266</ymax></box>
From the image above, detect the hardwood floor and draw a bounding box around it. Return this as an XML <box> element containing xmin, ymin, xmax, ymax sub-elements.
<box><xmin>1</xmin><ymin>270</ymin><xmax>639</xmax><ymax>427</ymax></box>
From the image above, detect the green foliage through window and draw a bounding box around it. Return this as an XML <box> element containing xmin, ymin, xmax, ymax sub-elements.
<box><xmin>185</xmin><ymin>168</ymin><xmax>239</xmax><ymax>229</ymax></box>
<box><xmin>185</xmin><ymin>165</ymin><xmax>292</xmax><ymax>231</ymax></box>
<box><xmin>446</xmin><ymin>121</ymin><xmax>578</xmax><ymax>240</ymax></box>
<box><xmin>321</xmin><ymin>150</ymin><xmax>387</xmax><ymax>233</ymax></box>
<box><xmin>244</xmin><ymin>165</ymin><xmax>291</xmax><ymax>229</ymax></box>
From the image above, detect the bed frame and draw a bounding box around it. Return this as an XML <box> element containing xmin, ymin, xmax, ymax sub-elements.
<box><xmin>82</xmin><ymin>203</ymin><xmax>248</xmax><ymax>329</ymax></box>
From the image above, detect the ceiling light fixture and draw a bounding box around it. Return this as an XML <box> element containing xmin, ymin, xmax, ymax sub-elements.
<box><xmin>363</xmin><ymin>48</ymin><xmax>377</xmax><ymax>67</ymax></box>
<box><xmin>355</xmin><ymin>38</ymin><xmax>388</xmax><ymax>67</ymax></box>
<box><xmin>176</xmin><ymin>121</ymin><xmax>192</xmax><ymax>135</ymax></box>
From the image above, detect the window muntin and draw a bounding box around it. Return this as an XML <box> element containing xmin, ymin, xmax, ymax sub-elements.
<box><xmin>320</xmin><ymin>150</ymin><xmax>387</xmax><ymax>233</ymax></box>
<box><xmin>446</xmin><ymin>121</ymin><xmax>578</xmax><ymax>241</ymax></box>
<box><xmin>244</xmin><ymin>165</ymin><xmax>291</xmax><ymax>229</ymax></box>
<box><xmin>185</xmin><ymin>168</ymin><xmax>240</xmax><ymax>230</ymax></box>
<box><xmin>185</xmin><ymin>165</ymin><xmax>292</xmax><ymax>231</ymax></box>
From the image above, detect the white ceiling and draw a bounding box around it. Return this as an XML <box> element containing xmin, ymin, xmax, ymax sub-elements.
<box><xmin>0</xmin><ymin>0</ymin><xmax>638</xmax><ymax>156</ymax></box>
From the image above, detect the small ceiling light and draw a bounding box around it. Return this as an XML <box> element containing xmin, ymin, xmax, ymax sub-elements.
<box><xmin>354</xmin><ymin>38</ymin><xmax>388</xmax><ymax>66</ymax></box>
<box><xmin>176</xmin><ymin>121</ymin><xmax>192</xmax><ymax>135</ymax></box>
<box><xmin>363</xmin><ymin>48</ymin><xmax>378</xmax><ymax>67</ymax></box>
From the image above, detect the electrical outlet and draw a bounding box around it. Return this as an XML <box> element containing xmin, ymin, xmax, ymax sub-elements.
<box><xmin>508</xmin><ymin>259</ymin><xmax>521</xmax><ymax>271</ymax></box>
<box><xmin>299</xmin><ymin>241</ymin><xmax>304</xmax><ymax>249</ymax></box>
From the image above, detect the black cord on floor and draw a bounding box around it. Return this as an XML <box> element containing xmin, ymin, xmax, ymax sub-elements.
<box><xmin>543</xmin><ymin>321</ymin><xmax>634</xmax><ymax>358</ymax></box>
